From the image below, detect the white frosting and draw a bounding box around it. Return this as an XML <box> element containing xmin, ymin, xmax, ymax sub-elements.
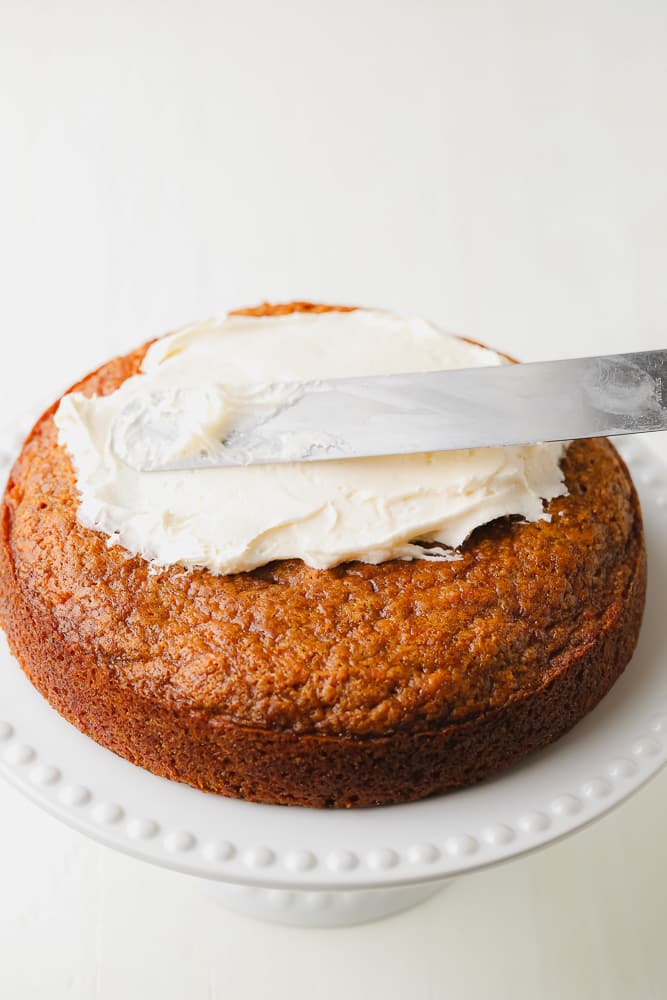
<box><xmin>54</xmin><ymin>309</ymin><xmax>568</xmax><ymax>574</ymax></box>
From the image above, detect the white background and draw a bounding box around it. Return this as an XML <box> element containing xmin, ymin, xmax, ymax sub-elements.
<box><xmin>2</xmin><ymin>1</ymin><xmax>667</xmax><ymax>997</ymax></box>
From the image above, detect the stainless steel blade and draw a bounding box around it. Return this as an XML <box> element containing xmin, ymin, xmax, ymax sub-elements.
<box><xmin>118</xmin><ymin>349</ymin><xmax>667</xmax><ymax>470</ymax></box>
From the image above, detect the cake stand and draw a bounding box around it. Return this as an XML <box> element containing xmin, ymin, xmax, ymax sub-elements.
<box><xmin>1</xmin><ymin>434</ymin><xmax>667</xmax><ymax>927</ymax></box>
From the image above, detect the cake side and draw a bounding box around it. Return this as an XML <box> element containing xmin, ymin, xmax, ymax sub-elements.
<box><xmin>0</xmin><ymin>302</ymin><xmax>648</xmax><ymax>807</ymax></box>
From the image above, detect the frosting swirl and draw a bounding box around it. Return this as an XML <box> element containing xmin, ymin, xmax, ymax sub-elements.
<box><xmin>55</xmin><ymin>309</ymin><xmax>567</xmax><ymax>573</ymax></box>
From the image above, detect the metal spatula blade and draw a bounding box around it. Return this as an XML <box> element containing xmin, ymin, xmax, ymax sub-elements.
<box><xmin>116</xmin><ymin>350</ymin><xmax>667</xmax><ymax>471</ymax></box>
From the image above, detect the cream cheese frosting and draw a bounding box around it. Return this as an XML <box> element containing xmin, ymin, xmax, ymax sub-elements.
<box><xmin>54</xmin><ymin>309</ymin><xmax>568</xmax><ymax>573</ymax></box>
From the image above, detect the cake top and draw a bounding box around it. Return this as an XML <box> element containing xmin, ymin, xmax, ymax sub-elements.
<box><xmin>54</xmin><ymin>307</ymin><xmax>567</xmax><ymax>574</ymax></box>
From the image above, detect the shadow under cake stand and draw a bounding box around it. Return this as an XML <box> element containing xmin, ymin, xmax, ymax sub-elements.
<box><xmin>1</xmin><ymin>438</ymin><xmax>666</xmax><ymax>928</ymax></box>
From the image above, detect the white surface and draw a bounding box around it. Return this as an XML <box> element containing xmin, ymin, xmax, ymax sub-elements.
<box><xmin>1</xmin><ymin>0</ymin><xmax>667</xmax><ymax>996</ymax></box>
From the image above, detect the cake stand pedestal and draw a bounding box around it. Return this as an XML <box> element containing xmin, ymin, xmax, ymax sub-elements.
<box><xmin>2</xmin><ymin>439</ymin><xmax>667</xmax><ymax>928</ymax></box>
<box><xmin>201</xmin><ymin>879</ymin><xmax>449</xmax><ymax>927</ymax></box>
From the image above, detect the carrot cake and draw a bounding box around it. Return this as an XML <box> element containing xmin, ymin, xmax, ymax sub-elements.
<box><xmin>0</xmin><ymin>303</ymin><xmax>646</xmax><ymax>807</ymax></box>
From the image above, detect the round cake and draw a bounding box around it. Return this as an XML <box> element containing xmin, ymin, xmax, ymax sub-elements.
<box><xmin>0</xmin><ymin>303</ymin><xmax>646</xmax><ymax>807</ymax></box>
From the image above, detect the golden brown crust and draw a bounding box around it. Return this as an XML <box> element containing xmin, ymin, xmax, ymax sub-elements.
<box><xmin>0</xmin><ymin>303</ymin><xmax>647</xmax><ymax>807</ymax></box>
<box><xmin>231</xmin><ymin>301</ymin><xmax>356</xmax><ymax>317</ymax></box>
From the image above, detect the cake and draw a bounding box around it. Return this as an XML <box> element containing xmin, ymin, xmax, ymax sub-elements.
<box><xmin>0</xmin><ymin>303</ymin><xmax>646</xmax><ymax>807</ymax></box>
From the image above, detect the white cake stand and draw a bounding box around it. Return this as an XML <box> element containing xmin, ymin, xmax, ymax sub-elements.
<box><xmin>1</xmin><ymin>436</ymin><xmax>667</xmax><ymax>927</ymax></box>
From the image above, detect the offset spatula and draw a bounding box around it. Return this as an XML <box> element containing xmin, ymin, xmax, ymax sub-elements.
<box><xmin>118</xmin><ymin>350</ymin><xmax>667</xmax><ymax>471</ymax></box>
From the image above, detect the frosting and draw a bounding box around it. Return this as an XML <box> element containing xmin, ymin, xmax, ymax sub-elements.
<box><xmin>54</xmin><ymin>309</ymin><xmax>568</xmax><ymax>573</ymax></box>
